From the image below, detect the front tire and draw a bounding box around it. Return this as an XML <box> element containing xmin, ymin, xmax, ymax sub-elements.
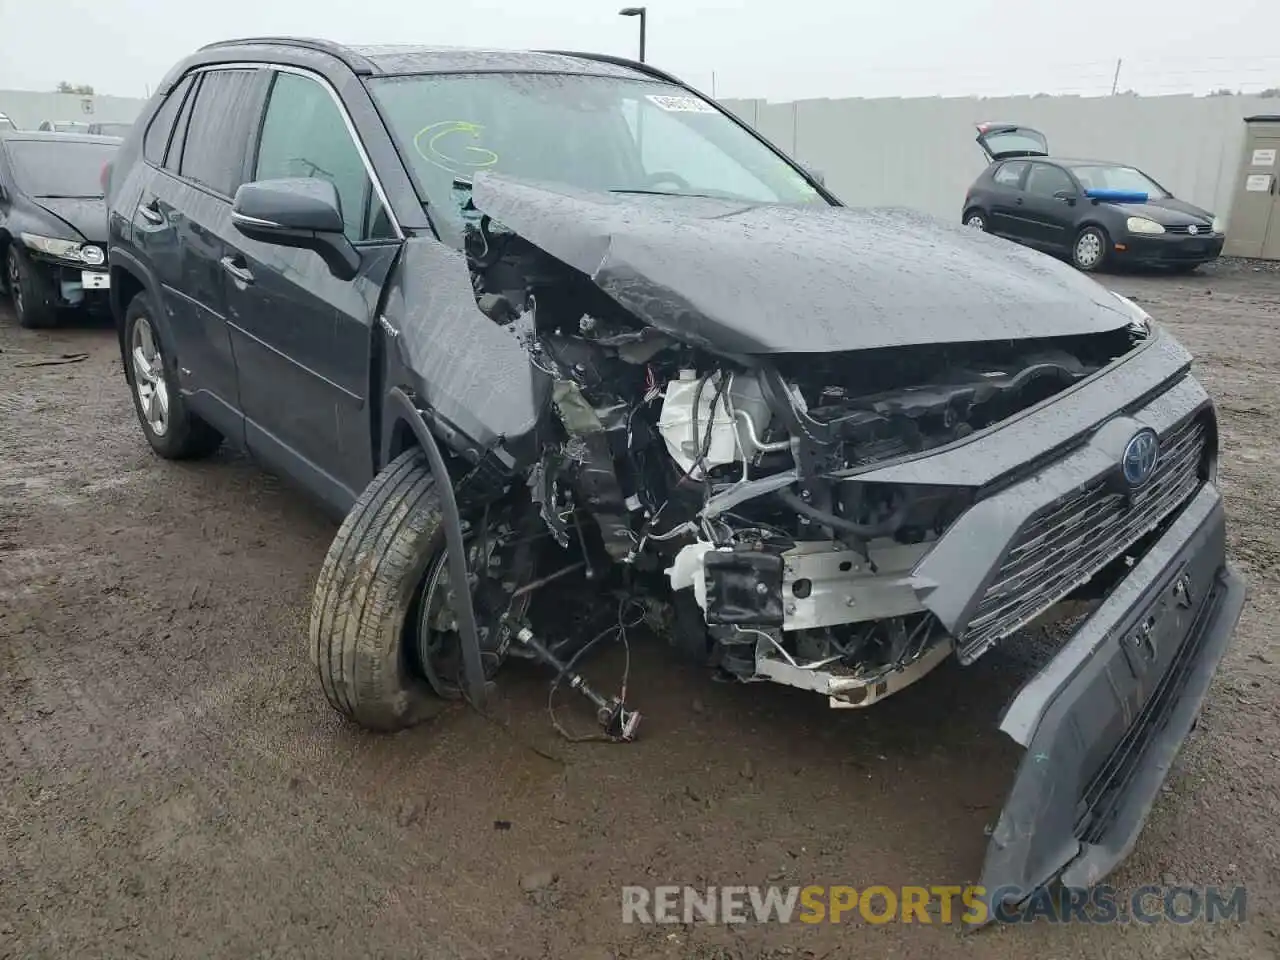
<box><xmin>6</xmin><ymin>245</ymin><xmax>58</xmax><ymax>329</ymax></box>
<box><xmin>310</xmin><ymin>449</ymin><xmax>450</xmax><ymax>732</ymax></box>
<box><xmin>1072</xmin><ymin>225</ymin><xmax>1109</xmax><ymax>272</ymax></box>
<box><xmin>122</xmin><ymin>294</ymin><xmax>222</xmax><ymax>459</ymax></box>
<box><xmin>963</xmin><ymin>208</ymin><xmax>988</xmax><ymax>231</ymax></box>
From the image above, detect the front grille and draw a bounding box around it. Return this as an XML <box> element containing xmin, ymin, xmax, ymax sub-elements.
<box><xmin>1164</xmin><ymin>223</ymin><xmax>1213</xmax><ymax>235</ymax></box>
<box><xmin>960</xmin><ymin>416</ymin><xmax>1206</xmax><ymax>660</ymax></box>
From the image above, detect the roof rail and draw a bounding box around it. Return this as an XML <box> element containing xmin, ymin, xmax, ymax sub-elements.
<box><xmin>197</xmin><ymin>36</ymin><xmax>376</xmax><ymax>74</ymax></box>
<box><xmin>537</xmin><ymin>50</ymin><xmax>686</xmax><ymax>87</ymax></box>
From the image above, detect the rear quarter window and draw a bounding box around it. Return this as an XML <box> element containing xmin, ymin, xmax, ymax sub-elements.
<box><xmin>993</xmin><ymin>161</ymin><xmax>1027</xmax><ymax>187</ymax></box>
<box><xmin>143</xmin><ymin>75</ymin><xmax>194</xmax><ymax>165</ymax></box>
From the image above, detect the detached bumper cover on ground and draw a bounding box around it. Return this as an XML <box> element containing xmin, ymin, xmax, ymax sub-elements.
<box><xmin>980</xmin><ymin>482</ymin><xmax>1245</xmax><ymax>902</ymax></box>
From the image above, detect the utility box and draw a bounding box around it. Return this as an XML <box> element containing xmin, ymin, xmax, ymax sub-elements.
<box><xmin>1224</xmin><ymin>116</ymin><xmax>1280</xmax><ymax>260</ymax></box>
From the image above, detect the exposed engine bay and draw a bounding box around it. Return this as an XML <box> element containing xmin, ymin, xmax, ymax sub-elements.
<box><xmin>453</xmin><ymin>190</ymin><xmax>1150</xmax><ymax>729</ymax></box>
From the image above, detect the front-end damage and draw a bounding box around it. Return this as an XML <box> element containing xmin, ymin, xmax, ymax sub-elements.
<box><xmin>446</xmin><ymin>173</ymin><xmax>1165</xmax><ymax>709</ymax></box>
<box><xmin>387</xmin><ymin>171</ymin><xmax>1243</xmax><ymax>902</ymax></box>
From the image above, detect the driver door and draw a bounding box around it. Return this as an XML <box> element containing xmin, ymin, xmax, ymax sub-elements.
<box><xmin>224</xmin><ymin>68</ymin><xmax>400</xmax><ymax>513</ymax></box>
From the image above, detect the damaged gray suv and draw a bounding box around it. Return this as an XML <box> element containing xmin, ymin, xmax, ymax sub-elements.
<box><xmin>105</xmin><ymin>38</ymin><xmax>1245</xmax><ymax>910</ymax></box>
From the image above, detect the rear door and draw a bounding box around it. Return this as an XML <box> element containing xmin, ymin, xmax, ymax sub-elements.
<box><xmin>1019</xmin><ymin>161</ymin><xmax>1081</xmax><ymax>251</ymax></box>
<box><xmin>975</xmin><ymin>123</ymin><xmax>1049</xmax><ymax>163</ymax></box>
<box><xmin>987</xmin><ymin>160</ymin><xmax>1030</xmax><ymax>238</ymax></box>
<box><xmin>223</xmin><ymin>67</ymin><xmax>401</xmax><ymax>510</ymax></box>
<box><xmin>134</xmin><ymin>67</ymin><xmax>268</xmax><ymax>441</ymax></box>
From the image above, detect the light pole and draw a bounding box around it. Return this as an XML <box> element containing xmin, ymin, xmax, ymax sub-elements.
<box><xmin>619</xmin><ymin>7</ymin><xmax>646</xmax><ymax>62</ymax></box>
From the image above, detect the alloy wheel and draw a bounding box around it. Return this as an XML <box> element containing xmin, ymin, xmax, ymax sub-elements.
<box><xmin>130</xmin><ymin>315</ymin><xmax>170</xmax><ymax>437</ymax></box>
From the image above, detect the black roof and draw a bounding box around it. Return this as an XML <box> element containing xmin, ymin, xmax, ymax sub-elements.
<box><xmin>0</xmin><ymin>130</ymin><xmax>122</xmax><ymax>145</ymax></box>
<box><xmin>198</xmin><ymin>37</ymin><xmax>659</xmax><ymax>81</ymax></box>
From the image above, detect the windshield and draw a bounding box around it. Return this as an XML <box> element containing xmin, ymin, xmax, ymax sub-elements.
<box><xmin>1067</xmin><ymin>163</ymin><xmax>1170</xmax><ymax>199</ymax></box>
<box><xmin>367</xmin><ymin>72</ymin><xmax>826</xmax><ymax>229</ymax></box>
<box><xmin>4</xmin><ymin>139</ymin><xmax>117</xmax><ymax>197</ymax></box>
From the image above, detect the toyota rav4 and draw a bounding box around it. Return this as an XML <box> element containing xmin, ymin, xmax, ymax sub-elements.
<box><xmin>104</xmin><ymin>38</ymin><xmax>1245</xmax><ymax>911</ymax></box>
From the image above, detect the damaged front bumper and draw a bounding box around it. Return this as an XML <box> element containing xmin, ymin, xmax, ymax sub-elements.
<box><xmin>980</xmin><ymin>481</ymin><xmax>1244</xmax><ymax>903</ymax></box>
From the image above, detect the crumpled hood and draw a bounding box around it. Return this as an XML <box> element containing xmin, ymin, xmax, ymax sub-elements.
<box><xmin>30</xmin><ymin>197</ymin><xmax>108</xmax><ymax>245</ymax></box>
<box><xmin>470</xmin><ymin>173</ymin><xmax>1131</xmax><ymax>355</ymax></box>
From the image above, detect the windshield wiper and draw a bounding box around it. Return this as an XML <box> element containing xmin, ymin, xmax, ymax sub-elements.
<box><xmin>609</xmin><ymin>188</ymin><xmax>727</xmax><ymax>199</ymax></box>
<box><xmin>36</xmin><ymin>194</ymin><xmax>103</xmax><ymax>200</ymax></box>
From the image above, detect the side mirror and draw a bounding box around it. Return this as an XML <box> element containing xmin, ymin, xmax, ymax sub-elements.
<box><xmin>1053</xmin><ymin>189</ymin><xmax>1076</xmax><ymax>205</ymax></box>
<box><xmin>802</xmin><ymin>164</ymin><xmax>826</xmax><ymax>187</ymax></box>
<box><xmin>231</xmin><ymin>178</ymin><xmax>360</xmax><ymax>281</ymax></box>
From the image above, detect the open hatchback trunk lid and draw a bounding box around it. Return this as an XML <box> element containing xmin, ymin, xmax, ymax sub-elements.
<box><xmin>976</xmin><ymin>122</ymin><xmax>1049</xmax><ymax>162</ymax></box>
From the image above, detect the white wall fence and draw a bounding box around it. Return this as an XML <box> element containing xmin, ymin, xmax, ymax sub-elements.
<box><xmin>0</xmin><ymin>90</ymin><xmax>147</xmax><ymax>130</ymax></box>
<box><xmin>1</xmin><ymin>86</ymin><xmax>1270</xmax><ymax>232</ymax></box>
<box><xmin>720</xmin><ymin>94</ymin><xmax>1277</xmax><ymax>229</ymax></box>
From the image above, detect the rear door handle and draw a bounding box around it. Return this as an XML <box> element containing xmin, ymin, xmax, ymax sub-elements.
<box><xmin>1014</xmin><ymin>196</ymin><xmax>1024</xmax><ymax>205</ymax></box>
<box><xmin>138</xmin><ymin>199</ymin><xmax>164</xmax><ymax>224</ymax></box>
<box><xmin>220</xmin><ymin>255</ymin><xmax>254</xmax><ymax>285</ymax></box>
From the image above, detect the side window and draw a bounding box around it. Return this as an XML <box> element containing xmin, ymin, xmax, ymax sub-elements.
<box><xmin>254</xmin><ymin>71</ymin><xmax>392</xmax><ymax>241</ymax></box>
<box><xmin>993</xmin><ymin>161</ymin><xmax>1027</xmax><ymax>187</ymax></box>
<box><xmin>178</xmin><ymin>69</ymin><xmax>260</xmax><ymax>196</ymax></box>
<box><xmin>164</xmin><ymin>74</ymin><xmax>199</xmax><ymax>172</ymax></box>
<box><xmin>143</xmin><ymin>75</ymin><xmax>193</xmax><ymax>165</ymax></box>
<box><xmin>1026</xmin><ymin>163</ymin><xmax>1076</xmax><ymax>198</ymax></box>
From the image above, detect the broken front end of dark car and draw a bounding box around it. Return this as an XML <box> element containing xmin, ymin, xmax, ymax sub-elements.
<box><xmin>365</xmin><ymin>170</ymin><xmax>1246</xmax><ymax>910</ymax></box>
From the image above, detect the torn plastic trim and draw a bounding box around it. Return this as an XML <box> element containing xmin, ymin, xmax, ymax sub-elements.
<box><xmin>386</xmin><ymin>387</ymin><xmax>489</xmax><ymax>708</ymax></box>
<box><xmin>978</xmin><ymin>484</ymin><xmax>1244</xmax><ymax>911</ymax></box>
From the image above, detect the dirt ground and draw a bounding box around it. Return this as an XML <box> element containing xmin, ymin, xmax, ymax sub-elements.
<box><xmin>2</xmin><ymin>261</ymin><xmax>1279</xmax><ymax>959</ymax></box>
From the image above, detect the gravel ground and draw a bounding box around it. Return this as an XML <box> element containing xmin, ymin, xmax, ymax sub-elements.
<box><xmin>2</xmin><ymin>261</ymin><xmax>1279</xmax><ymax>959</ymax></box>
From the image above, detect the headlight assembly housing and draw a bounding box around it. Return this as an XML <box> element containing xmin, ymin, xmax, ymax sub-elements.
<box><xmin>20</xmin><ymin>233</ymin><xmax>103</xmax><ymax>265</ymax></box>
<box><xmin>1125</xmin><ymin>217</ymin><xmax>1166</xmax><ymax>235</ymax></box>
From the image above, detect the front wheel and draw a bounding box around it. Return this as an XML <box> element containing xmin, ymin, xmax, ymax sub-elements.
<box><xmin>6</xmin><ymin>245</ymin><xmax>58</xmax><ymax>329</ymax></box>
<box><xmin>1072</xmin><ymin>225</ymin><xmax>1109</xmax><ymax>272</ymax></box>
<box><xmin>963</xmin><ymin>209</ymin><xmax>988</xmax><ymax>231</ymax></box>
<box><xmin>310</xmin><ymin>448</ymin><xmax>537</xmax><ymax>731</ymax></box>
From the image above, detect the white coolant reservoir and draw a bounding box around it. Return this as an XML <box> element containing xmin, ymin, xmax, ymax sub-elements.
<box><xmin>657</xmin><ymin>372</ymin><xmax>773</xmax><ymax>477</ymax></box>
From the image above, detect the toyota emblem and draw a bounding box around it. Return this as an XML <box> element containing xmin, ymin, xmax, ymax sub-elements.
<box><xmin>1122</xmin><ymin>428</ymin><xmax>1160</xmax><ymax>489</ymax></box>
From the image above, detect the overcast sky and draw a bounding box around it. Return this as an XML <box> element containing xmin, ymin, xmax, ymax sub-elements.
<box><xmin>1</xmin><ymin>0</ymin><xmax>1278</xmax><ymax>101</ymax></box>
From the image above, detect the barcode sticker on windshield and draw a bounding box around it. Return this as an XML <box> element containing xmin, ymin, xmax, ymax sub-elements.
<box><xmin>646</xmin><ymin>94</ymin><xmax>716</xmax><ymax>113</ymax></box>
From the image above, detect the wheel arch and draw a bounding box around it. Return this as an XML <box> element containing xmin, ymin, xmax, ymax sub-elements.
<box><xmin>382</xmin><ymin>386</ymin><xmax>490</xmax><ymax>708</ymax></box>
<box><xmin>108</xmin><ymin>250</ymin><xmax>169</xmax><ymax>373</ymax></box>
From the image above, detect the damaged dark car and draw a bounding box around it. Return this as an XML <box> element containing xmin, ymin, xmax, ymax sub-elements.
<box><xmin>104</xmin><ymin>39</ymin><xmax>1245</xmax><ymax>913</ymax></box>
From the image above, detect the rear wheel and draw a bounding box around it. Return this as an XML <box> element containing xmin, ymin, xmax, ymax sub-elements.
<box><xmin>6</xmin><ymin>245</ymin><xmax>58</xmax><ymax>329</ymax></box>
<box><xmin>122</xmin><ymin>294</ymin><xmax>222</xmax><ymax>459</ymax></box>
<box><xmin>963</xmin><ymin>209</ymin><xmax>988</xmax><ymax>231</ymax></box>
<box><xmin>1072</xmin><ymin>225</ymin><xmax>1109</xmax><ymax>272</ymax></box>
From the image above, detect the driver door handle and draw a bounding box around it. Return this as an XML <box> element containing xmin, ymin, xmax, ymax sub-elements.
<box><xmin>220</xmin><ymin>255</ymin><xmax>254</xmax><ymax>285</ymax></box>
